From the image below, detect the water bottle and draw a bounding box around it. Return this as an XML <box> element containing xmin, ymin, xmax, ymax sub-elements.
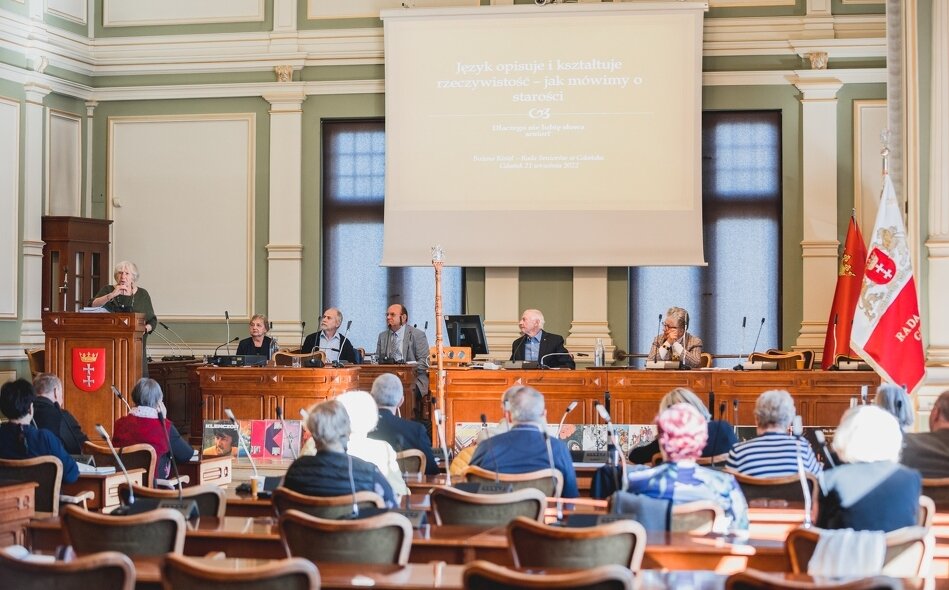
<box><xmin>594</xmin><ymin>338</ymin><xmax>605</xmax><ymax>367</ymax></box>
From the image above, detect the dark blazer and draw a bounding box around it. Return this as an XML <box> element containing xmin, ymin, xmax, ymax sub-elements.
<box><xmin>375</xmin><ymin>325</ymin><xmax>430</xmax><ymax>397</ymax></box>
<box><xmin>368</xmin><ymin>409</ymin><xmax>439</xmax><ymax>475</ymax></box>
<box><xmin>511</xmin><ymin>331</ymin><xmax>575</xmax><ymax>369</ymax></box>
<box><xmin>32</xmin><ymin>396</ymin><xmax>89</xmax><ymax>455</ymax></box>
<box><xmin>901</xmin><ymin>429</ymin><xmax>949</xmax><ymax>478</ymax></box>
<box><xmin>284</xmin><ymin>451</ymin><xmax>396</xmax><ymax>507</ymax></box>
<box><xmin>301</xmin><ymin>332</ymin><xmax>357</xmax><ymax>364</ymax></box>
<box><xmin>818</xmin><ymin>461</ymin><xmax>921</xmax><ymax>532</ymax></box>
<box><xmin>236</xmin><ymin>336</ymin><xmax>274</xmax><ymax>357</ymax></box>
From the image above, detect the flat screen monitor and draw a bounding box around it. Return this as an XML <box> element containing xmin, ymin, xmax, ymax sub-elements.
<box><xmin>444</xmin><ymin>314</ymin><xmax>489</xmax><ymax>356</ymax></box>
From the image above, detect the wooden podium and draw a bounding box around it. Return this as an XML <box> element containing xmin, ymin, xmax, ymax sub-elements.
<box><xmin>43</xmin><ymin>312</ymin><xmax>146</xmax><ymax>438</ymax></box>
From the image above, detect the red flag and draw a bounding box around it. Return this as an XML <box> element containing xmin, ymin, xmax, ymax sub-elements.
<box><xmin>851</xmin><ymin>175</ymin><xmax>925</xmax><ymax>393</ymax></box>
<box><xmin>821</xmin><ymin>216</ymin><xmax>867</xmax><ymax>369</ymax></box>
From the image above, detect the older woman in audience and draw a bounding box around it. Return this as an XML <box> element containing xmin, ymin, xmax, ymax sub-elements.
<box><xmin>874</xmin><ymin>383</ymin><xmax>914</xmax><ymax>432</ymax></box>
<box><xmin>112</xmin><ymin>378</ymin><xmax>194</xmax><ymax>481</ymax></box>
<box><xmin>335</xmin><ymin>390</ymin><xmax>408</xmax><ymax>500</ymax></box>
<box><xmin>0</xmin><ymin>379</ymin><xmax>79</xmax><ymax>484</ymax></box>
<box><xmin>818</xmin><ymin>405</ymin><xmax>920</xmax><ymax>532</ymax></box>
<box><xmin>627</xmin><ymin>403</ymin><xmax>749</xmax><ymax>532</ymax></box>
<box><xmin>726</xmin><ymin>389</ymin><xmax>821</xmax><ymax>477</ymax></box>
<box><xmin>629</xmin><ymin>387</ymin><xmax>737</xmax><ymax>464</ymax></box>
<box><xmin>284</xmin><ymin>399</ymin><xmax>396</xmax><ymax>507</ymax></box>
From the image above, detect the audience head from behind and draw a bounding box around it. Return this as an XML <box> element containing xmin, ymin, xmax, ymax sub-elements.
<box><xmin>32</xmin><ymin>373</ymin><xmax>64</xmax><ymax>406</ymax></box>
<box><xmin>370</xmin><ymin>372</ymin><xmax>404</xmax><ymax>411</ymax></box>
<box><xmin>754</xmin><ymin>389</ymin><xmax>796</xmax><ymax>435</ymax></box>
<box><xmin>131</xmin><ymin>377</ymin><xmax>164</xmax><ymax>411</ymax></box>
<box><xmin>833</xmin><ymin>404</ymin><xmax>903</xmax><ymax>464</ymax></box>
<box><xmin>336</xmin><ymin>390</ymin><xmax>379</xmax><ymax>440</ymax></box>
<box><xmin>305</xmin><ymin>399</ymin><xmax>351</xmax><ymax>453</ymax></box>
<box><xmin>0</xmin><ymin>379</ymin><xmax>35</xmax><ymax>423</ymax></box>
<box><xmin>660</xmin><ymin>387</ymin><xmax>710</xmax><ymax>421</ymax></box>
<box><xmin>658</xmin><ymin>403</ymin><xmax>708</xmax><ymax>463</ymax></box>
<box><xmin>931</xmin><ymin>390</ymin><xmax>949</xmax><ymax>432</ymax></box>
<box><xmin>507</xmin><ymin>385</ymin><xmax>547</xmax><ymax>428</ymax></box>
<box><xmin>874</xmin><ymin>383</ymin><xmax>914</xmax><ymax>431</ymax></box>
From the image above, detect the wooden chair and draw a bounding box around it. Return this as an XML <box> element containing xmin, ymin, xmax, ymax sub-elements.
<box><xmin>61</xmin><ymin>504</ymin><xmax>186</xmax><ymax>557</ymax></box>
<box><xmin>765</xmin><ymin>348</ymin><xmax>814</xmax><ymax>370</ymax></box>
<box><xmin>162</xmin><ymin>554</ymin><xmax>320</xmax><ymax>590</ymax></box>
<box><xmin>699</xmin><ymin>352</ymin><xmax>713</xmax><ymax>368</ymax></box>
<box><xmin>726</xmin><ymin>568</ymin><xmax>901</xmax><ymax>590</ymax></box>
<box><xmin>463</xmin><ymin>559</ymin><xmax>634</xmax><ymax>590</ymax></box>
<box><xmin>395</xmin><ymin>448</ymin><xmax>427</xmax><ymax>475</ymax></box>
<box><xmin>921</xmin><ymin>477</ymin><xmax>949</xmax><ymax>511</ymax></box>
<box><xmin>0</xmin><ymin>456</ymin><xmax>92</xmax><ymax>517</ymax></box>
<box><xmin>507</xmin><ymin>515</ymin><xmax>646</xmax><ymax>569</ymax></box>
<box><xmin>695</xmin><ymin>452</ymin><xmax>730</xmax><ymax>467</ymax></box>
<box><xmin>279</xmin><ymin>508</ymin><xmax>413</xmax><ymax>565</ymax></box>
<box><xmin>24</xmin><ymin>347</ymin><xmax>45</xmax><ymax>378</ymax></box>
<box><xmin>671</xmin><ymin>500</ymin><xmax>725</xmax><ymax>534</ymax></box>
<box><xmin>918</xmin><ymin>495</ymin><xmax>935</xmax><ymax>528</ymax></box>
<box><xmin>729</xmin><ymin>471</ymin><xmax>820</xmax><ymax>522</ymax></box>
<box><xmin>462</xmin><ymin>465</ymin><xmax>563</xmax><ymax>497</ymax></box>
<box><xmin>749</xmin><ymin>351</ymin><xmax>807</xmax><ymax>370</ymax></box>
<box><xmin>271</xmin><ymin>486</ymin><xmax>385</xmax><ymax>518</ymax></box>
<box><xmin>117</xmin><ymin>483</ymin><xmax>226</xmax><ymax>517</ymax></box>
<box><xmin>273</xmin><ymin>350</ymin><xmax>325</xmax><ymax>367</ymax></box>
<box><xmin>0</xmin><ymin>550</ymin><xmax>135</xmax><ymax>590</ymax></box>
<box><xmin>84</xmin><ymin>441</ymin><xmax>187</xmax><ymax>489</ymax></box>
<box><xmin>786</xmin><ymin>526</ymin><xmax>934</xmax><ymax>578</ymax></box>
<box><xmin>430</xmin><ymin>486</ymin><xmax>546</xmax><ymax>526</ymax></box>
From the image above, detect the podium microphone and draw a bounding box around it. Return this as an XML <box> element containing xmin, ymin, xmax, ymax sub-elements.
<box><xmin>733</xmin><ymin>316</ymin><xmax>747</xmax><ymax>370</ymax></box>
<box><xmin>539</xmin><ymin>352</ymin><xmax>574</xmax><ymax>369</ymax></box>
<box><xmin>224</xmin><ymin>408</ymin><xmax>258</xmax><ymax>478</ymax></box>
<box><xmin>160</xmin><ymin>322</ymin><xmax>195</xmax><ymax>359</ymax></box>
<box><xmin>214</xmin><ymin>337</ymin><xmax>239</xmax><ymax>356</ymax></box>
<box><xmin>337</xmin><ymin>320</ymin><xmax>353</xmax><ymax>366</ymax></box>
<box><xmin>749</xmin><ymin>317</ymin><xmax>766</xmax><ymax>359</ymax></box>
<box><xmin>655</xmin><ymin>313</ymin><xmax>664</xmax><ymax>358</ymax></box>
<box><xmin>596</xmin><ymin>403</ymin><xmax>627</xmax><ymax>492</ymax></box>
<box><xmin>556</xmin><ymin>401</ymin><xmax>578</xmax><ymax>439</ymax></box>
<box><xmin>151</xmin><ymin>329</ymin><xmax>181</xmax><ymax>359</ymax></box>
<box><xmin>96</xmin><ymin>424</ymin><xmax>135</xmax><ymax>506</ymax></box>
<box><xmin>299</xmin><ymin>321</ymin><xmax>306</xmax><ymax>350</ymax></box>
<box><xmin>224</xmin><ymin>311</ymin><xmax>232</xmax><ymax>354</ymax></box>
<box><xmin>511</xmin><ymin>335</ymin><xmax>526</xmax><ymax>362</ymax></box>
<box><xmin>111</xmin><ymin>385</ymin><xmax>132</xmax><ymax>413</ymax></box>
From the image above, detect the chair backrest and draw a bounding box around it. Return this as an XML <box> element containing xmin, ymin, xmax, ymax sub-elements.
<box><xmin>274</xmin><ymin>350</ymin><xmax>325</xmax><ymax>367</ymax></box>
<box><xmin>749</xmin><ymin>350</ymin><xmax>807</xmax><ymax>370</ymax></box>
<box><xmin>279</xmin><ymin>508</ymin><xmax>413</xmax><ymax>565</ymax></box>
<box><xmin>507</xmin><ymin>515</ymin><xmax>646</xmax><ymax>570</ymax></box>
<box><xmin>462</xmin><ymin>465</ymin><xmax>563</xmax><ymax>497</ymax></box>
<box><xmin>695</xmin><ymin>452</ymin><xmax>730</xmax><ymax>467</ymax></box>
<box><xmin>726</xmin><ymin>568</ymin><xmax>902</xmax><ymax>590</ymax></box>
<box><xmin>786</xmin><ymin>526</ymin><xmax>935</xmax><ymax>577</ymax></box>
<box><xmin>671</xmin><ymin>500</ymin><xmax>725</xmax><ymax>534</ymax></box>
<box><xmin>85</xmin><ymin>441</ymin><xmax>157</xmax><ymax>487</ymax></box>
<box><xmin>162</xmin><ymin>554</ymin><xmax>320</xmax><ymax>590</ymax></box>
<box><xmin>463</xmin><ymin>559</ymin><xmax>633</xmax><ymax>590</ymax></box>
<box><xmin>0</xmin><ymin>456</ymin><xmax>62</xmax><ymax>516</ymax></box>
<box><xmin>430</xmin><ymin>486</ymin><xmax>546</xmax><ymax>526</ymax></box>
<box><xmin>395</xmin><ymin>449</ymin><xmax>427</xmax><ymax>475</ymax></box>
<box><xmin>118</xmin><ymin>483</ymin><xmax>226</xmax><ymax>518</ymax></box>
<box><xmin>25</xmin><ymin>348</ymin><xmax>45</xmax><ymax>377</ymax></box>
<box><xmin>62</xmin><ymin>504</ymin><xmax>186</xmax><ymax>557</ymax></box>
<box><xmin>272</xmin><ymin>486</ymin><xmax>385</xmax><ymax>518</ymax></box>
<box><xmin>921</xmin><ymin>477</ymin><xmax>949</xmax><ymax>511</ymax></box>
<box><xmin>918</xmin><ymin>495</ymin><xmax>934</xmax><ymax>528</ymax></box>
<box><xmin>730</xmin><ymin>471</ymin><xmax>819</xmax><ymax>521</ymax></box>
<box><xmin>699</xmin><ymin>352</ymin><xmax>713</xmax><ymax>368</ymax></box>
<box><xmin>0</xmin><ymin>549</ymin><xmax>135</xmax><ymax>590</ymax></box>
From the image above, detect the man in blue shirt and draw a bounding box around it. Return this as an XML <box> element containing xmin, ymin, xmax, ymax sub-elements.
<box><xmin>469</xmin><ymin>385</ymin><xmax>578</xmax><ymax>497</ymax></box>
<box><xmin>509</xmin><ymin>309</ymin><xmax>575</xmax><ymax>369</ymax></box>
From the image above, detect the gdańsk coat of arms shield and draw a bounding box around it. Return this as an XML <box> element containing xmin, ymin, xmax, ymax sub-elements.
<box><xmin>72</xmin><ymin>348</ymin><xmax>106</xmax><ymax>392</ymax></box>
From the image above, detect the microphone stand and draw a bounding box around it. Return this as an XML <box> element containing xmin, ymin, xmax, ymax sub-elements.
<box><xmin>539</xmin><ymin>352</ymin><xmax>574</xmax><ymax>369</ymax></box>
<box><xmin>792</xmin><ymin>416</ymin><xmax>813</xmax><ymax>528</ymax></box>
<box><xmin>96</xmin><ymin>424</ymin><xmax>135</xmax><ymax>506</ymax></box>
<box><xmin>556</xmin><ymin>401</ymin><xmax>578</xmax><ymax>439</ymax></box>
<box><xmin>112</xmin><ymin>385</ymin><xmax>132</xmax><ymax>413</ymax></box>
<box><xmin>543</xmin><ymin>430</ymin><xmax>563</xmax><ymax>523</ymax></box>
<box><xmin>225</xmin><ymin>311</ymin><xmax>231</xmax><ymax>355</ymax></box>
<box><xmin>733</xmin><ymin>316</ymin><xmax>747</xmax><ymax>370</ymax></box>
<box><xmin>160</xmin><ymin>322</ymin><xmax>196</xmax><ymax>359</ymax></box>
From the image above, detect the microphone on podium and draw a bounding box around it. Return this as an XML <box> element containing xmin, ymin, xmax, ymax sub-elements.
<box><xmin>112</xmin><ymin>385</ymin><xmax>132</xmax><ymax>413</ymax></box>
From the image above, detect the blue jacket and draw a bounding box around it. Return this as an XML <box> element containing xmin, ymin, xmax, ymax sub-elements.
<box><xmin>0</xmin><ymin>422</ymin><xmax>80</xmax><ymax>483</ymax></box>
<box><xmin>369</xmin><ymin>409</ymin><xmax>439</xmax><ymax>475</ymax></box>
<box><xmin>469</xmin><ymin>424</ymin><xmax>579</xmax><ymax>498</ymax></box>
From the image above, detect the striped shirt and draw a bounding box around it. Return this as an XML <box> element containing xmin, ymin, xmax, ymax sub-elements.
<box><xmin>726</xmin><ymin>432</ymin><xmax>822</xmax><ymax>477</ymax></box>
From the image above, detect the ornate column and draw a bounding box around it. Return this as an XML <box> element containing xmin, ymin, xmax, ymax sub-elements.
<box><xmin>792</xmin><ymin>72</ymin><xmax>843</xmax><ymax>352</ymax></box>
<box><xmin>84</xmin><ymin>101</ymin><xmax>97</xmax><ymax>216</ymax></box>
<box><xmin>22</xmin><ymin>82</ymin><xmax>51</xmax><ymax>344</ymax></box>
<box><xmin>263</xmin><ymin>76</ymin><xmax>305</xmax><ymax>346</ymax></box>
<box><xmin>483</xmin><ymin>267</ymin><xmax>520</xmax><ymax>361</ymax></box>
<box><xmin>566</xmin><ymin>267</ymin><xmax>613</xmax><ymax>362</ymax></box>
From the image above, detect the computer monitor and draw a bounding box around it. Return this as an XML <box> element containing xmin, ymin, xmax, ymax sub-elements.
<box><xmin>444</xmin><ymin>314</ymin><xmax>489</xmax><ymax>356</ymax></box>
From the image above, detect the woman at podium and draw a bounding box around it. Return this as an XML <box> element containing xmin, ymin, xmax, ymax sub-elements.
<box><xmin>236</xmin><ymin>314</ymin><xmax>275</xmax><ymax>358</ymax></box>
<box><xmin>91</xmin><ymin>260</ymin><xmax>157</xmax><ymax>375</ymax></box>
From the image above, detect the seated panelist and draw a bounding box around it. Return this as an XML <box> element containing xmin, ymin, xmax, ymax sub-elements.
<box><xmin>510</xmin><ymin>309</ymin><xmax>575</xmax><ymax>369</ymax></box>
<box><xmin>647</xmin><ymin>306</ymin><xmax>704</xmax><ymax>369</ymax></box>
<box><xmin>302</xmin><ymin>307</ymin><xmax>357</xmax><ymax>364</ymax></box>
<box><xmin>236</xmin><ymin>313</ymin><xmax>276</xmax><ymax>358</ymax></box>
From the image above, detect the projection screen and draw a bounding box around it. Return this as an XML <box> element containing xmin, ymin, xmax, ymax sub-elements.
<box><xmin>381</xmin><ymin>2</ymin><xmax>707</xmax><ymax>267</ymax></box>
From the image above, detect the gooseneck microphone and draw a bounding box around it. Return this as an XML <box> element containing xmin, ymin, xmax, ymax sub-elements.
<box><xmin>224</xmin><ymin>311</ymin><xmax>232</xmax><ymax>355</ymax></box>
<box><xmin>96</xmin><ymin>424</ymin><xmax>134</xmax><ymax>505</ymax></box>
<box><xmin>224</xmin><ymin>408</ymin><xmax>258</xmax><ymax>478</ymax></box>
<box><xmin>337</xmin><ymin>320</ymin><xmax>354</xmax><ymax>366</ymax></box>
<box><xmin>160</xmin><ymin>322</ymin><xmax>195</xmax><ymax>359</ymax></box>
<box><xmin>276</xmin><ymin>406</ymin><xmax>297</xmax><ymax>460</ymax></box>
<box><xmin>543</xmin><ymin>430</ymin><xmax>563</xmax><ymax>522</ymax></box>
<box><xmin>733</xmin><ymin>400</ymin><xmax>740</xmax><ymax>437</ymax></box>
<box><xmin>813</xmin><ymin>430</ymin><xmax>836</xmax><ymax>468</ymax></box>
<box><xmin>511</xmin><ymin>335</ymin><xmax>527</xmax><ymax>362</ymax></box>
<box><xmin>152</xmin><ymin>329</ymin><xmax>181</xmax><ymax>358</ymax></box>
<box><xmin>734</xmin><ymin>316</ymin><xmax>748</xmax><ymax>370</ymax></box>
<box><xmin>654</xmin><ymin>313</ymin><xmax>664</xmax><ymax>359</ymax></box>
<box><xmin>556</xmin><ymin>401</ymin><xmax>578</xmax><ymax>440</ymax></box>
<box><xmin>603</xmin><ymin>391</ymin><xmax>611</xmax><ymax>416</ymax></box>
<box><xmin>214</xmin><ymin>337</ymin><xmax>239</xmax><ymax>356</ymax></box>
<box><xmin>299</xmin><ymin>321</ymin><xmax>306</xmax><ymax>350</ymax></box>
<box><xmin>791</xmin><ymin>415</ymin><xmax>813</xmax><ymax>527</ymax></box>
<box><xmin>749</xmin><ymin>317</ymin><xmax>766</xmax><ymax>358</ymax></box>
<box><xmin>112</xmin><ymin>385</ymin><xmax>132</xmax><ymax>413</ymax></box>
<box><xmin>432</xmin><ymin>409</ymin><xmax>452</xmax><ymax>487</ymax></box>
<box><xmin>478</xmin><ymin>413</ymin><xmax>490</xmax><ymax>443</ymax></box>
<box><xmin>540</xmin><ymin>352</ymin><xmax>574</xmax><ymax>369</ymax></box>
<box><xmin>596</xmin><ymin>403</ymin><xmax>627</xmax><ymax>493</ymax></box>
<box><xmin>157</xmin><ymin>412</ymin><xmax>185</xmax><ymax>498</ymax></box>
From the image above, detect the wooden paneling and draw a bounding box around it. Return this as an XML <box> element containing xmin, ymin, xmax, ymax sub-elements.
<box><xmin>357</xmin><ymin>364</ymin><xmax>417</xmax><ymax>420</ymax></box>
<box><xmin>0</xmin><ymin>480</ymin><xmax>35</xmax><ymax>547</ymax></box>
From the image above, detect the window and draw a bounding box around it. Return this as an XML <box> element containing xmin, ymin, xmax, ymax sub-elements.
<box><xmin>322</xmin><ymin>120</ymin><xmax>462</xmax><ymax>354</ymax></box>
<box><xmin>628</xmin><ymin>111</ymin><xmax>782</xmax><ymax>366</ymax></box>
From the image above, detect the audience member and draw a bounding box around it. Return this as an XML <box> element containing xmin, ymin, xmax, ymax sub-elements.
<box><xmin>628</xmin><ymin>387</ymin><xmax>736</xmax><ymax>464</ymax></box>
<box><xmin>627</xmin><ymin>403</ymin><xmax>748</xmax><ymax>532</ymax></box>
<box><xmin>368</xmin><ymin>373</ymin><xmax>439</xmax><ymax>475</ymax></box>
<box><xmin>468</xmin><ymin>385</ymin><xmax>579</xmax><ymax>497</ymax></box>
<box><xmin>449</xmin><ymin>386</ymin><xmax>517</xmax><ymax>476</ymax></box>
<box><xmin>375</xmin><ymin>304</ymin><xmax>430</xmax><ymax>417</ymax></box>
<box><xmin>335</xmin><ymin>390</ymin><xmax>408</xmax><ymax>499</ymax></box>
<box><xmin>236</xmin><ymin>314</ymin><xmax>276</xmax><ymax>358</ymax></box>
<box><xmin>284</xmin><ymin>399</ymin><xmax>395</xmax><ymax>507</ymax></box>
<box><xmin>819</xmin><ymin>405</ymin><xmax>920</xmax><ymax>532</ymax></box>
<box><xmin>510</xmin><ymin>309</ymin><xmax>575</xmax><ymax>369</ymax></box>
<box><xmin>31</xmin><ymin>373</ymin><xmax>88</xmax><ymax>455</ymax></box>
<box><xmin>0</xmin><ymin>379</ymin><xmax>78</xmax><ymax>483</ymax></box>
<box><xmin>646</xmin><ymin>307</ymin><xmax>704</xmax><ymax>368</ymax></box>
<box><xmin>874</xmin><ymin>383</ymin><xmax>914</xmax><ymax>431</ymax></box>
<box><xmin>726</xmin><ymin>389</ymin><xmax>821</xmax><ymax>477</ymax></box>
<box><xmin>901</xmin><ymin>390</ymin><xmax>949</xmax><ymax>478</ymax></box>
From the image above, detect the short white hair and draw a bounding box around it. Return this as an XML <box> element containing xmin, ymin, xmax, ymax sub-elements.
<box><xmin>874</xmin><ymin>383</ymin><xmax>914</xmax><ymax>430</ymax></box>
<box><xmin>754</xmin><ymin>389</ymin><xmax>796</xmax><ymax>429</ymax></box>
<box><xmin>336</xmin><ymin>390</ymin><xmax>379</xmax><ymax>437</ymax></box>
<box><xmin>113</xmin><ymin>260</ymin><xmax>140</xmax><ymax>283</ymax></box>
<box><xmin>305</xmin><ymin>399</ymin><xmax>351</xmax><ymax>450</ymax></box>
<box><xmin>523</xmin><ymin>309</ymin><xmax>545</xmax><ymax>329</ymax></box>
<box><xmin>833</xmin><ymin>405</ymin><xmax>903</xmax><ymax>463</ymax></box>
<box><xmin>508</xmin><ymin>386</ymin><xmax>545</xmax><ymax>424</ymax></box>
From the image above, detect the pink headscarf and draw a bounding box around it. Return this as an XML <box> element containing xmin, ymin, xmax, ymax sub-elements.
<box><xmin>658</xmin><ymin>403</ymin><xmax>708</xmax><ymax>462</ymax></box>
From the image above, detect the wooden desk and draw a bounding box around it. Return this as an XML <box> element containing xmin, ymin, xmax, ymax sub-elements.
<box><xmin>357</xmin><ymin>364</ymin><xmax>419</xmax><ymax>422</ymax></box>
<box><xmin>0</xmin><ymin>480</ymin><xmax>35</xmax><ymax>547</ymax></box>
<box><xmin>62</xmin><ymin>468</ymin><xmax>144</xmax><ymax>511</ymax></box>
<box><xmin>437</xmin><ymin>368</ymin><xmax>880</xmax><ymax>447</ymax></box>
<box><xmin>179</xmin><ymin>455</ymin><xmax>232</xmax><ymax>487</ymax></box>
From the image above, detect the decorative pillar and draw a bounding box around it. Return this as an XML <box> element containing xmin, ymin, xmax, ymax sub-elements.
<box><xmin>271</xmin><ymin>0</ymin><xmax>298</xmax><ymax>54</ymax></box>
<box><xmin>84</xmin><ymin>101</ymin><xmax>97</xmax><ymax>216</ymax></box>
<box><xmin>263</xmin><ymin>83</ymin><xmax>306</xmax><ymax>347</ymax></box>
<box><xmin>566</xmin><ymin>267</ymin><xmax>613</xmax><ymax>362</ymax></box>
<box><xmin>792</xmin><ymin>74</ymin><xmax>843</xmax><ymax>352</ymax></box>
<box><xmin>22</xmin><ymin>82</ymin><xmax>51</xmax><ymax>344</ymax></box>
<box><xmin>483</xmin><ymin>267</ymin><xmax>520</xmax><ymax>361</ymax></box>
